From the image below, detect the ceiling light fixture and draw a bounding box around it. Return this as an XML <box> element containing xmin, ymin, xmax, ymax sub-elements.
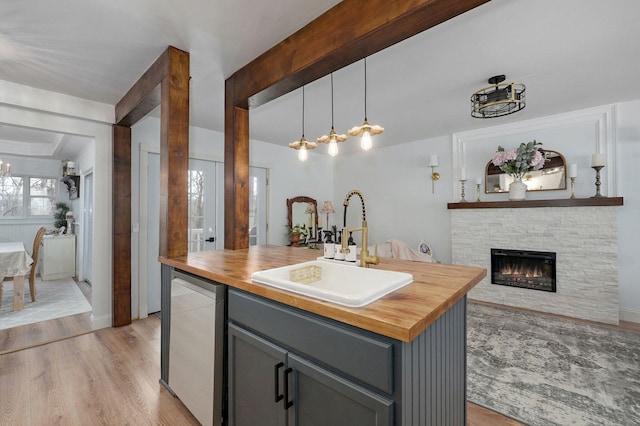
<box><xmin>349</xmin><ymin>58</ymin><xmax>383</xmax><ymax>150</ymax></box>
<box><xmin>471</xmin><ymin>75</ymin><xmax>526</xmax><ymax>119</ymax></box>
<box><xmin>288</xmin><ymin>86</ymin><xmax>317</xmax><ymax>161</ymax></box>
<box><xmin>317</xmin><ymin>73</ymin><xmax>347</xmax><ymax>156</ymax></box>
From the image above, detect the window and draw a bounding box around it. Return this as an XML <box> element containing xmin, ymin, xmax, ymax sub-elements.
<box><xmin>29</xmin><ymin>177</ymin><xmax>58</xmax><ymax>216</ymax></box>
<box><xmin>188</xmin><ymin>169</ymin><xmax>205</xmax><ymax>252</ymax></box>
<box><xmin>0</xmin><ymin>176</ymin><xmax>58</xmax><ymax>218</ymax></box>
<box><xmin>0</xmin><ymin>176</ymin><xmax>24</xmax><ymax>217</ymax></box>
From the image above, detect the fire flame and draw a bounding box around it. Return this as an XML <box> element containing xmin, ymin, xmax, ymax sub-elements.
<box><xmin>500</xmin><ymin>263</ymin><xmax>544</xmax><ymax>277</ymax></box>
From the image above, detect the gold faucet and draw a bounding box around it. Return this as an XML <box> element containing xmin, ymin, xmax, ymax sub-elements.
<box><xmin>341</xmin><ymin>190</ymin><xmax>379</xmax><ymax>268</ymax></box>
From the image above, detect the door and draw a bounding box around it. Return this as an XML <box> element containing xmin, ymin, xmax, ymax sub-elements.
<box><xmin>82</xmin><ymin>171</ymin><xmax>94</xmax><ymax>285</ymax></box>
<box><xmin>228</xmin><ymin>323</ymin><xmax>287</xmax><ymax>426</ymax></box>
<box><xmin>287</xmin><ymin>353</ymin><xmax>394</xmax><ymax>426</ymax></box>
<box><xmin>188</xmin><ymin>159</ymin><xmax>218</xmax><ymax>252</ymax></box>
<box><xmin>146</xmin><ymin>155</ymin><xmax>222</xmax><ymax>314</ymax></box>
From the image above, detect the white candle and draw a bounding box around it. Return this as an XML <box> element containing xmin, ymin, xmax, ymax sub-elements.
<box><xmin>428</xmin><ymin>154</ymin><xmax>439</xmax><ymax>167</ymax></box>
<box><xmin>459</xmin><ymin>167</ymin><xmax>466</xmax><ymax>181</ymax></box>
<box><xmin>591</xmin><ymin>153</ymin><xmax>606</xmax><ymax>167</ymax></box>
<box><xmin>568</xmin><ymin>164</ymin><xmax>577</xmax><ymax>178</ymax></box>
<box><xmin>475</xmin><ymin>178</ymin><xmax>482</xmax><ymax>185</ymax></box>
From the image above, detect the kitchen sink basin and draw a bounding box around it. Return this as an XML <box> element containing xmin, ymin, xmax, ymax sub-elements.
<box><xmin>251</xmin><ymin>260</ymin><xmax>413</xmax><ymax>307</ymax></box>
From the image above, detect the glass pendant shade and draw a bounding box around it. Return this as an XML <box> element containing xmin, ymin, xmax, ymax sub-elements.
<box><xmin>360</xmin><ymin>129</ymin><xmax>372</xmax><ymax>151</ymax></box>
<box><xmin>328</xmin><ymin>138</ymin><xmax>339</xmax><ymax>156</ymax></box>
<box><xmin>298</xmin><ymin>144</ymin><xmax>308</xmax><ymax>161</ymax></box>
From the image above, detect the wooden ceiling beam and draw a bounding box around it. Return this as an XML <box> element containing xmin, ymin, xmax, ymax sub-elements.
<box><xmin>228</xmin><ymin>0</ymin><xmax>491</xmax><ymax>109</ymax></box>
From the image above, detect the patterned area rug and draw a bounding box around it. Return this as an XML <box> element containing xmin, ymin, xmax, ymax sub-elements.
<box><xmin>467</xmin><ymin>302</ymin><xmax>640</xmax><ymax>426</ymax></box>
<box><xmin>0</xmin><ymin>277</ymin><xmax>91</xmax><ymax>330</ymax></box>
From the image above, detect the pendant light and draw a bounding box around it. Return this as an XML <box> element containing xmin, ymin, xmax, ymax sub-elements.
<box><xmin>317</xmin><ymin>73</ymin><xmax>347</xmax><ymax>156</ymax></box>
<box><xmin>349</xmin><ymin>58</ymin><xmax>384</xmax><ymax>150</ymax></box>
<box><xmin>288</xmin><ymin>86</ymin><xmax>317</xmax><ymax>161</ymax></box>
<box><xmin>471</xmin><ymin>75</ymin><xmax>526</xmax><ymax>118</ymax></box>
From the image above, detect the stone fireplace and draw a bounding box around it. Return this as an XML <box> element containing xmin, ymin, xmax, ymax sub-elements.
<box><xmin>449</xmin><ymin>199</ymin><xmax>623</xmax><ymax>325</ymax></box>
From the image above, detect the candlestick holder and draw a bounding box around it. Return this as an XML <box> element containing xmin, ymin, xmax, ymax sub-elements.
<box><xmin>459</xmin><ymin>180</ymin><xmax>468</xmax><ymax>202</ymax></box>
<box><xmin>591</xmin><ymin>166</ymin><xmax>604</xmax><ymax>198</ymax></box>
<box><xmin>476</xmin><ymin>183</ymin><xmax>481</xmax><ymax>202</ymax></box>
<box><xmin>569</xmin><ymin>177</ymin><xmax>576</xmax><ymax>199</ymax></box>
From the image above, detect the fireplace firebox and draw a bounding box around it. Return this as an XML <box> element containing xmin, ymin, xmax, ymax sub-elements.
<box><xmin>491</xmin><ymin>248</ymin><xmax>556</xmax><ymax>292</ymax></box>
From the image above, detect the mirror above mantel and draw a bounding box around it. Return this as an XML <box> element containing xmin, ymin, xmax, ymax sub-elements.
<box><xmin>485</xmin><ymin>149</ymin><xmax>567</xmax><ymax>194</ymax></box>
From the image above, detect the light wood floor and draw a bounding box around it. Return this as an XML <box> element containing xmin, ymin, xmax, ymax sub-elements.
<box><xmin>1</xmin><ymin>297</ymin><xmax>637</xmax><ymax>425</ymax></box>
<box><xmin>0</xmin><ymin>315</ymin><xmax>200</xmax><ymax>425</ymax></box>
<box><xmin>0</xmin><ymin>278</ymin><xmax>94</xmax><ymax>355</ymax></box>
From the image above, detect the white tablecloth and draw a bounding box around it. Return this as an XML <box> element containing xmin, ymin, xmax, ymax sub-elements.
<box><xmin>0</xmin><ymin>242</ymin><xmax>34</xmax><ymax>280</ymax></box>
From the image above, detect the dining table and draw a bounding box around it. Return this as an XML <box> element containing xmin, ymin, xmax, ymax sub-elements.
<box><xmin>0</xmin><ymin>242</ymin><xmax>34</xmax><ymax>311</ymax></box>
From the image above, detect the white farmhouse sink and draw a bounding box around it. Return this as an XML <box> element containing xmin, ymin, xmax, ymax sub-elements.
<box><xmin>251</xmin><ymin>260</ymin><xmax>413</xmax><ymax>307</ymax></box>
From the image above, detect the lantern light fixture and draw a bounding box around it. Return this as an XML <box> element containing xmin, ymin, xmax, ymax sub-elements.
<box><xmin>471</xmin><ymin>75</ymin><xmax>526</xmax><ymax>119</ymax></box>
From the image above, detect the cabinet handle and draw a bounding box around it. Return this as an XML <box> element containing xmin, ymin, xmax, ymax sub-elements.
<box><xmin>274</xmin><ymin>362</ymin><xmax>284</xmax><ymax>402</ymax></box>
<box><xmin>283</xmin><ymin>367</ymin><xmax>293</xmax><ymax>409</ymax></box>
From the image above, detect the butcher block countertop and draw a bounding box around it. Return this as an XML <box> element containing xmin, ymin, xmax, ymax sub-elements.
<box><xmin>159</xmin><ymin>245</ymin><xmax>486</xmax><ymax>342</ymax></box>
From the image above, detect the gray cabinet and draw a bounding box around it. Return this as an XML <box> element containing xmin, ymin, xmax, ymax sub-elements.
<box><xmin>228</xmin><ymin>288</ymin><xmax>468</xmax><ymax>426</ymax></box>
<box><xmin>228</xmin><ymin>322</ymin><xmax>393</xmax><ymax>426</ymax></box>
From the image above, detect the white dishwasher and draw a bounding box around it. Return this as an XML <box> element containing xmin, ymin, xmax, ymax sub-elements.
<box><xmin>169</xmin><ymin>270</ymin><xmax>225</xmax><ymax>426</ymax></box>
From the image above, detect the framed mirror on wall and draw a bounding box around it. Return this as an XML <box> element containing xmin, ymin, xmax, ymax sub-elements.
<box><xmin>286</xmin><ymin>196</ymin><xmax>317</xmax><ymax>246</ymax></box>
<box><xmin>485</xmin><ymin>149</ymin><xmax>567</xmax><ymax>193</ymax></box>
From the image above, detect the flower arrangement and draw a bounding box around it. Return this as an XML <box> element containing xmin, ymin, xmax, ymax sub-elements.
<box><xmin>491</xmin><ymin>140</ymin><xmax>545</xmax><ymax>180</ymax></box>
<box><xmin>290</xmin><ymin>223</ymin><xmax>309</xmax><ymax>239</ymax></box>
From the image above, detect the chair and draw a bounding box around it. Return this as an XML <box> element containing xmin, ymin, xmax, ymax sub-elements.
<box><xmin>29</xmin><ymin>227</ymin><xmax>46</xmax><ymax>302</ymax></box>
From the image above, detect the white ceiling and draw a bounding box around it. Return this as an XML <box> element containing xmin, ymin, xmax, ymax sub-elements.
<box><xmin>2</xmin><ymin>0</ymin><xmax>640</xmax><ymax>158</ymax></box>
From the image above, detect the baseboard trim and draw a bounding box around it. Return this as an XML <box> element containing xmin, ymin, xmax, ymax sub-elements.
<box><xmin>90</xmin><ymin>313</ymin><xmax>112</xmax><ymax>330</ymax></box>
<box><xmin>620</xmin><ymin>308</ymin><xmax>640</xmax><ymax>324</ymax></box>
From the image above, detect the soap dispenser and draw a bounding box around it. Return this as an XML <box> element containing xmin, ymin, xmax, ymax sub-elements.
<box><xmin>346</xmin><ymin>231</ymin><xmax>357</xmax><ymax>262</ymax></box>
<box><xmin>323</xmin><ymin>230</ymin><xmax>335</xmax><ymax>259</ymax></box>
<box><xmin>334</xmin><ymin>230</ymin><xmax>345</xmax><ymax>261</ymax></box>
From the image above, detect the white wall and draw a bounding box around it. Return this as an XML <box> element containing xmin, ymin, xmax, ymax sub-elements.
<box><xmin>333</xmin><ymin>135</ymin><xmax>453</xmax><ymax>263</ymax></box>
<box><xmin>616</xmin><ymin>99</ymin><xmax>640</xmax><ymax>320</ymax></box>
<box><xmin>333</xmin><ymin>101</ymin><xmax>640</xmax><ymax>320</ymax></box>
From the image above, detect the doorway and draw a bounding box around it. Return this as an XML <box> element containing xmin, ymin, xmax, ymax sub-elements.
<box><xmin>140</xmin><ymin>148</ymin><xmax>269</xmax><ymax>316</ymax></box>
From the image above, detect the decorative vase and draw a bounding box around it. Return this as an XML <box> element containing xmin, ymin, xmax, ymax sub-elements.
<box><xmin>290</xmin><ymin>232</ymin><xmax>301</xmax><ymax>246</ymax></box>
<box><xmin>508</xmin><ymin>178</ymin><xmax>527</xmax><ymax>201</ymax></box>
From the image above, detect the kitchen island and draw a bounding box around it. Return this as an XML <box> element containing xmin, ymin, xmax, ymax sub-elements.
<box><xmin>159</xmin><ymin>246</ymin><xmax>485</xmax><ymax>425</ymax></box>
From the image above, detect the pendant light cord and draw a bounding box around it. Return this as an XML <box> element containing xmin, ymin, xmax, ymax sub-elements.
<box><xmin>364</xmin><ymin>58</ymin><xmax>368</xmax><ymax>121</ymax></box>
<box><xmin>301</xmin><ymin>86</ymin><xmax>305</xmax><ymax>138</ymax></box>
<box><xmin>330</xmin><ymin>73</ymin><xmax>335</xmax><ymax>129</ymax></box>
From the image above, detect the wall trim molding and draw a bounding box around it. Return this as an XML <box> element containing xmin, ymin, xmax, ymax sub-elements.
<box><xmin>452</xmin><ymin>104</ymin><xmax>617</xmax><ymax>198</ymax></box>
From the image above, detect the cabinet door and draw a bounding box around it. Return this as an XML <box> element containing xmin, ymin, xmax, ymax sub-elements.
<box><xmin>41</xmin><ymin>236</ymin><xmax>76</xmax><ymax>280</ymax></box>
<box><xmin>228</xmin><ymin>323</ymin><xmax>288</xmax><ymax>426</ymax></box>
<box><xmin>287</xmin><ymin>353</ymin><xmax>394</xmax><ymax>426</ymax></box>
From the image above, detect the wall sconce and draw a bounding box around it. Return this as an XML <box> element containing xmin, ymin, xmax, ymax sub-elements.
<box><xmin>428</xmin><ymin>155</ymin><xmax>440</xmax><ymax>193</ymax></box>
